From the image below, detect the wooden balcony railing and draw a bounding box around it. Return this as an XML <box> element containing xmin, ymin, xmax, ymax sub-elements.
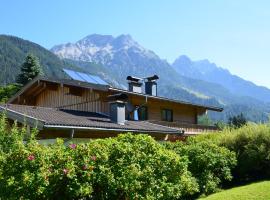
<box><xmin>148</xmin><ymin>120</ymin><xmax>219</xmax><ymax>135</ymax></box>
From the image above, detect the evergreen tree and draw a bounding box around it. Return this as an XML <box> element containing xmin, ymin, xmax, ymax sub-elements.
<box><xmin>16</xmin><ymin>54</ymin><xmax>43</xmax><ymax>85</ymax></box>
<box><xmin>198</xmin><ymin>114</ymin><xmax>213</xmax><ymax>126</ymax></box>
<box><xmin>228</xmin><ymin>113</ymin><xmax>247</xmax><ymax>128</ymax></box>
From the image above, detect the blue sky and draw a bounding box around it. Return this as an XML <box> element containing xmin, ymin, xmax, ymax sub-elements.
<box><xmin>1</xmin><ymin>0</ymin><xmax>270</xmax><ymax>88</ymax></box>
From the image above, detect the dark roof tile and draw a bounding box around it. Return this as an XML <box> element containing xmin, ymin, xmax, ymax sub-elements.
<box><xmin>0</xmin><ymin>104</ymin><xmax>181</xmax><ymax>134</ymax></box>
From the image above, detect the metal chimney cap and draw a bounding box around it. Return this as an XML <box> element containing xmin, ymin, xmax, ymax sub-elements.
<box><xmin>145</xmin><ymin>75</ymin><xmax>159</xmax><ymax>82</ymax></box>
<box><xmin>127</xmin><ymin>76</ymin><xmax>142</xmax><ymax>82</ymax></box>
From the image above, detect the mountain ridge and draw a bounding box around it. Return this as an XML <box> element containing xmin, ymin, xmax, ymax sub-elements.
<box><xmin>173</xmin><ymin>55</ymin><xmax>270</xmax><ymax>103</ymax></box>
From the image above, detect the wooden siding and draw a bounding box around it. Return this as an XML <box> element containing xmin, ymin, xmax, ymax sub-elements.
<box><xmin>128</xmin><ymin>95</ymin><xmax>199</xmax><ymax>124</ymax></box>
<box><xmin>36</xmin><ymin>85</ymin><xmax>109</xmax><ymax>115</ymax></box>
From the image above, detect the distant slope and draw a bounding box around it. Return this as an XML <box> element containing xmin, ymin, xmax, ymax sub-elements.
<box><xmin>0</xmin><ymin>35</ymin><xmax>122</xmax><ymax>88</ymax></box>
<box><xmin>0</xmin><ymin>35</ymin><xmax>82</xmax><ymax>84</ymax></box>
<box><xmin>173</xmin><ymin>55</ymin><xmax>270</xmax><ymax>103</ymax></box>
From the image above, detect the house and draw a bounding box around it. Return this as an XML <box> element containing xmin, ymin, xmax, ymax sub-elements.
<box><xmin>0</xmin><ymin>70</ymin><xmax>223</xmax><ymax>141</ymax></box>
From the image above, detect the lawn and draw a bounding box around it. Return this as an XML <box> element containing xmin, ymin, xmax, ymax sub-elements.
<box><xmin>199</xmin><ymin>181</ymin><xmax>270</xmax><ymax>200</ymax></box>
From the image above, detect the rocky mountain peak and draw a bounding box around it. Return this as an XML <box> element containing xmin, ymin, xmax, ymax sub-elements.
<box><xmin>78</xmin><ymin>34</ymin><xmax>114</xmax><ymax>47</ymax></box>
<box><xmin>51</xmin><ymin>34</ymin><xmax>157</xmax><ymax>63</ymax></box>
<box><xmin>173</xmin><ymin>55</ymin><xmax>192</xmax><ymax>67</ymax></box>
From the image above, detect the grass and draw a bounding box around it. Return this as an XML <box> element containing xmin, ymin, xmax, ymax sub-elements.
<box><xmin>199</xmin><ymin>181</ymin><xmax>270</xmax><ymax>200</ymax></box>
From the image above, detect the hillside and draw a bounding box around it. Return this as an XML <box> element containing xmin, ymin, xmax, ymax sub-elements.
<box><xmin>0</xmin><ymin>35</ymin><xmax>84</xmax><ymax>84</ymax></box>
<box><xmin>173</xmin><ymin>55</ymin><xmax>270</xmax><ymax>103</ymax></box>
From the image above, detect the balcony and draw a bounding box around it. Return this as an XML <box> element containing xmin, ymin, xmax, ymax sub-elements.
<box><xmin>148</xmin><ymin>120</ymin><xmax>219</xmax><ymax>135</ymax></box>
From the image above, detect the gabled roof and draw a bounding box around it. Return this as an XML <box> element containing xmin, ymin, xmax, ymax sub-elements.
<box><xmin>8</xmin><ymin>76</ymin><xmax>223</xmax><ymax>112</ymax></box>
<box><xmin>0</xmin><ymin>104</ymin><xmax>181</xmax><ymax>134</ymax></box>
<box><xmin>7</xmin><ymin>76</ymin><xmax>110</xmax><ymax>104</ymax></box>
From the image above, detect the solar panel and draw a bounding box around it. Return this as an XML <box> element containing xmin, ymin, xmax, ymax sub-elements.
<box><xmin>76</xmin><ymin>72</ymin><xmax>97</xmax><ymax>84</ymax></box>
<box><xmin>63</xmin><ymin>68</ymin><xmax>109</xmax><ymax>85</ymax></box>
<box><xmin>89</xmin><ymin>74</ymin><xmax>108</xmax><ymax>85</ymax></box>
<box><xmin>63</xmin><ymin>69</ymin><xmax>85</xmax><ymax>82</ymax></box>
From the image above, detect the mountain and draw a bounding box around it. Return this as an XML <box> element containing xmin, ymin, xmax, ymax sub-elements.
<box><xmin>0</xmin><ymin>35</ymin><xmax>123</xmax><ymax>88</ymax></box>
<box><xmin>51</xmin><ymin>34</ymin><xmax>270</xmax><ymax>122</ymax></box>
<box><xmin>173</xmin><ymin>55</ymin><xmax>270</xmax><ymax>103</ymax></box>
<box><xmin>0</xmin><ymin>34</ymin><xmax>79</xmax><ymax>84</ymax></box>
<box><xmin>52</xmin><ymin>34</ymin><xmax>174</xmax><ymax>81</ymax></box>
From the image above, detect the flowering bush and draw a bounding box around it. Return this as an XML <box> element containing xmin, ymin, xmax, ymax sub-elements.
<box><xmin>0</xmin><ymin>114</ymin><xmax>198</xmax><ymax>199</ymax></box>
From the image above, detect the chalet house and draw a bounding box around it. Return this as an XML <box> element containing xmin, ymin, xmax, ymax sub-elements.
<box><xmin>0</xmin><ymin>69</ymin><xmax>222</xmax><ymax>141</ymax></box>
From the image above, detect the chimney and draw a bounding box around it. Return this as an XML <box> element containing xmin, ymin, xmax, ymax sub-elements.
<box><xmin>144</xmin><ymin>75</ymin><xmax>159</xmax><ymax>96</ymax></box>
<box><xmin>127</xmin><ymin>76</ymin><xmax>143</xmax><ymax>93</ymax></box>
<box><xmin>108</xmin><ymin>93</ymin><xmax>128</xmax><ymax>125</ymax></box>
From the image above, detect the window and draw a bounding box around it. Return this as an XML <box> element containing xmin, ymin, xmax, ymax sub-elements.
<box><xmin>138</xmin><ymin>106</ymin><xmax>148</xmax><ymax>120</ymax></box>
<box><xmin>161</xmin><ymin>109</ymin><xmax>173</xmax><ymax>122</ymax></box>
<box><xmin>68</xmin><ymin>86</ymin><xmax>83</xmax><ymax>96</ymax></box>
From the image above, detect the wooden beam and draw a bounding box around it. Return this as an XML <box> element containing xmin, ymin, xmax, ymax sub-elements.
<box><xmin>32</xmin><ymin>83</ymin><xmax>46</xmax><ymax>97</ymax></box>
<box><xmin>24</xmin><ymin>82</ymin><xmax>41</xmax><ymax>96</ymax></box>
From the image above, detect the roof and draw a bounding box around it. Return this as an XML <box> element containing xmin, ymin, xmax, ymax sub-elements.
<box><xmin>0</xmin><ymin>104</ymin><xmax>181</xmax><ymax>134</ymax></box>
<box><xmin>110</xmin><ymin>88</ymin><xmax>223</xmax><ymax>112</ymax></box>
<box><xmin>7</xmin><ymin>76</ymin><xmax>109</xmax><ymax>104</ymax></box>
<box><xmin>8</xmin><ymin>76</ymin><xmax>223</xmax><ymax>112</ymax></box>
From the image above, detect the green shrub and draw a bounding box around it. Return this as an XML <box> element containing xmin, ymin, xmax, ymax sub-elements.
<box><xmin>219</xmin><ymin>124</ymin><xmax>270</xmax><ymax>182</ymax></box>
<box><xmin>0</xmin><ymin>114</ymin><xmax>198</xmax><ymax>199</ymax></box>
<box><xmin>0</xmin><ymin>83</ymin><xmax>21</xmax><ymax>103</ymax></box>
<box><xmin>165</xmin><ymin>140</ymin><xmax>237</xmax><ymax>195</ymax></box>
<box><xmin>190</xmin><ymin>124</ymin><xmax>270</xmax><ymax>183</ymax></box>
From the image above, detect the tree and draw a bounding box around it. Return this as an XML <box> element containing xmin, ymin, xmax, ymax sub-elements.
<box><xmin>214</xmin><ymin>121</ymin><xmax>227</xmax><ymax>130</ymax></box>
<box><xmin>228</xmin><ymin>113</ymin><xmax>247</xmax><ymax>128</ymax></box>
<box><xmin>198</xmin><ymin>114</ymin><xmax>213</xmax><ymax>126</ymax></box>
<box><xmin>16</xmin><ymin>54</ymin><xmax>43</xmax><ymax>85</ymax></box>
<box><xmin>0</xmin><ymin>84</ymin><xmax>21</xmax><ymax>103</ymax></box>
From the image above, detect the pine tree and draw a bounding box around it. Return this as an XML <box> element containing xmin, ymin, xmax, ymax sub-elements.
<box><xmin>16</xmin><ymin>54</ymin><xmax>43</xmax><ymax>85</ymax></box>
<box><xmin>228</xmin><ymin>113</ymin><xmax>247</xmax><ymax>128</ymax></box>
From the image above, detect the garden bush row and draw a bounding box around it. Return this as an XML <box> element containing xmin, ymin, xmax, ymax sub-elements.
<box><xmin>189</xmin><ymin>124</ymin><xmax>270</xmax><ymax>183</ymax></box>
<box><xmin>0</xmin><ymin>114</ymin><xmax>237</xmax><ymax>200</ymax></box>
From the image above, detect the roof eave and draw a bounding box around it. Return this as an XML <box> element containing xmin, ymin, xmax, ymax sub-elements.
<box><xmin>43</xmin><ymin>124</ymin><xmax>182</xmax><ymax>135</ymax></box>
<box><xmin>8</xmin><ymin>76</ymin><xmax>110</xmax><ymax>104</ymax></box>
<box><xmin>109</xmin><ymin>87</ymin><xmax>224</xmax><ymax>112</ymax></box>
<box><xmin>7</xmin><ymin>76</ymin><xmax>41</xmax><ymax>104</ymax></box>
<box><xmin>0</xmin><ymin>105</ymin><xmax>45</xmax><ymax>130</ymax></box>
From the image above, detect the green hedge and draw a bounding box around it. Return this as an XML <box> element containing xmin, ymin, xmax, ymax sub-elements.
<box><xmin>0</xmin><ymin>115</ymin><xmax>199</xmax><ymax>199</ymax></box>
<box><xmin>164</xmin><ymin>141</ymin><xmax>237</xmax><ymax>195</ymax></box>
<box><xmin>0</xmin><ymin>114</ymin><xmax>238</xmax><ymax>199</ymax></box>
<box><xmin>189</xmin><ymin>124</ymin><xmax>270</xmax><ymax>183</ymax></box>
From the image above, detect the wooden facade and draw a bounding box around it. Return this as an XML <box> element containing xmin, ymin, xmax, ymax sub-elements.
<box><xmin>36</xmin><ymin>85</ymin><xmax>109</xmax><ymax>115</ymax></box>
<box><xmin>11</xmin><ymin>80</ymin><xmax>208</xmax><ymax>124</ymax></box>
<box><xmin>126</xmin><ymin>94</ymin><xmax>201</xmax><ymax>124</ymax></box>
